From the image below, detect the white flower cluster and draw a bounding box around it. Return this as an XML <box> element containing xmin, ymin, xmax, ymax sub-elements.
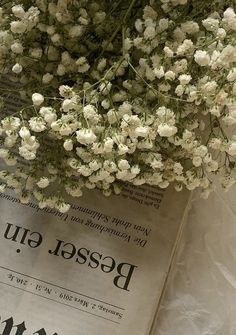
<box><xmin>0</xmin><ymin>0</ymin><xmax>235</xmax><ymax>211</ymax></box>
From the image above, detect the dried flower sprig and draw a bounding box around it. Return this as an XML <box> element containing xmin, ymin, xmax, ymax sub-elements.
<box><xmin>0</xmin><ymin>0</ymin><xmax>235</xmax><ymax>212</ymax></box>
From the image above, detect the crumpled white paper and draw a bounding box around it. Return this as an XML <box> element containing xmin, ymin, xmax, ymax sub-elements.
<box><xmin>154</xmin><ymin>185</ymin><xmax>236</xmax><ymax>335</ymax></box>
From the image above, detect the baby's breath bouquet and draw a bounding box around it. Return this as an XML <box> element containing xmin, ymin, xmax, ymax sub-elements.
<box><xmin>0</xmin><ymin>0</ymin><xmax>235</xmax><ymax>212</ymax></box>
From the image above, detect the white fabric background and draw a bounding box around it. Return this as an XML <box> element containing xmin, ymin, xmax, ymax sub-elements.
<box><xmin>155</xmin><ymin>186</ymin><xmax>236</xmax><ymax>335</ymax></box>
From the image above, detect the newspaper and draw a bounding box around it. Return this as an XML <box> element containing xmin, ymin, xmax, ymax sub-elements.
<box><xmin>0</xmin><ymin>184</ymin><xmax>190</xmax><ymax>335</ymax></box>
<box><xmin>0</xmin><ymin>77</ymin><xmax>191</xmax><ymax>334</ymax></box>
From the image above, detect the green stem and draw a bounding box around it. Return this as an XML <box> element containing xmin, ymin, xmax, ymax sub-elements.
<box><xmin>99</xmin><ymin>0</ymin><xmax>138</xmax><ymax>57</ymax></box>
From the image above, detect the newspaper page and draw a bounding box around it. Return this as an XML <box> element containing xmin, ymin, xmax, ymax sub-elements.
<box><xmin>0</xmin><ymin>77</ymin><xmax>190</xmax><ymax>334</ymax></box>
<box><xmin>0</xmin><ymin>184</ymin><xmax>190</xmax><ymax>335</ymax></box>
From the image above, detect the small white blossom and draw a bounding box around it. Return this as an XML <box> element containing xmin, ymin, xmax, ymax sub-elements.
<box><xmin>209</xmin><ymin>138</ymin><xmax>222</xmax><ymax>150</ymax></box>
<box><xmin>39</xmin><ymin>107</ymin><xmax>57</xmax><ymax>125</ymax></box>
<box><xmin>175</xmin><ymin>85</ymin><xmax>185</xmax><ymax>96</ymax></box>
<box><xmin>12</xmin><ymin>5</ymin><xmax>25</xmax><ymax>18</ymax></box>
<box><xmin>134</xmin><ymin>126</ymin><xmax>149</xmax><ymax>137</ymax></box>
<box><xmin>12</xmin><ymin>63</ymin><xmax>22</xmax><ymax>74</ymax></box>
<box><xmin>19</xmin><ymin>147</ymin><xmax>36</xmax><ymax>160</ymax></box>
<box><xmin>76</xmin><ymin>129</ymin><xmax>97</xmax><ymax>145</ymax></box>
<box><xmin>30</xmin><ymin>48</ymin><xmax>43</xmax><ymax>59</ymax></box>
<box><xmin>227</xmin><ymin>68</ymin><xmax>236</xmax><ymax>82</ymax></box>
<box><xmin>56</xmin><ymin>202</ymin><xmax>71</xmax><ymax>213</ymax></box>
<box><xmin>164</xmin><ymin>47</ymin><xmax>174</xmax><ymax>58</ymax></box>
<box><xmin>194</xmin><ymin>50</ymin><xmax>210</xmax><ymax>66</ymax></box>
<box><xmin>202</xmin><ymin>18</ymin><xmax>219</xmax><ymax>32</ymax></box>
<box><xmin>76</xmin><ymin>57</ymin><xmax>90</xmax><ymax>73</ymax></box>
<box><xmin>37</xmin><ymin>177</ymin><xmax>50</xmax><ymax>189</ymax></box>
<box><xmin>69</xmin><ymin>25</ymin><xmax>84</xmax><ymax>38</ymax></box>
<box><xmin>2</xmin><ymin>117</ymin><xmax>21</xmax><ymax>131</ymax></box>
<box><xmin>0</xmin><ymin>184</ymin><xmax>6</xmax><ymax>193</ymax></box>
<box><xmin>29</xmin><ymin>117</ymin><xmax>46</xmax><ymax>132</ymax></box>
<box><xmin>118</xmin><ymin>159</ymin><xmax>130</xmax><ymax>170</ymax></box>
<box><xmin>224</xmin><ymin>8</ymin><xmax>236</xmax><ymax>21</ymax></box>
<box><xmin>10</xmin><ymin>21</ymin><xmax>27</xmax><ymax>34</ymax></box>
<box><xmin>192</xmin><ymin>156</ymin><xmax>202</xmax><ymax>167</ymax></box>
<box><xmin>181</xmin><ymin>21</ymin><xmax>199</xmax><ymax>34</ymax></box>
<box><xmin>104</xmin><ymin>137</ymin><xmax>114</xmax><ymax>153</ymax></box>
<box><xmin>42</xmin><ymin>73</ymin><xmax>54</xmax><ymax>84</ymax></box>
<box><xmin>19</xmin><ymin>127</ymin><xmax>31</xmax><ymax>139</ymax></box>
<box><xmin>228</xmin><ymin>142</ymin><xmax>236</xmax><ymax>156</ymax></box>
<box><xmin>157</xmin><ymin>124</ymin><xmax>177</xmax><ymax>137</ymax></box>
<box><xmin>217</xmin><ymin>28</ymin><xmax>226</xmax><ymax>39</ymax></box>
<box><xmin>179</xmin><ymin>74</ymin><xmax>192</xmax><ymax>85</ymax></box>
<box><xmin>62</xmin><ymin>98</ymin><xmax>76</xmax><ymax>112</ymax></box>
<box><xmin>0</xmin><ymin>149</ymin><xmax>9</xmax><ymax>159</ymax></box>
<box><xmin>63</xmin><ymin>139</ymin><xmax>73</xmax><ymax>151</ymax></box>
<box><xmin>177</xmin><ymin>39</ymin><xmax>194</xmax><ymax>55</ymax></box>
<box><xmin>32</xmin><ymin>93</ymin><xmax>44</xmax><ymax>106</ymax></box>
<box><xmin>59</xmin><ymin>85</ymin><xmax>74</xmax><ymax>98</ymax></box>
<box><xmin>154</xmin><ymin>66</ymin><xmax>165</xmax><ymax>79</ymax></box>
<box><xmin>165</xmin><ymin>70</ymin><xmax>175</xmax><ymax>80</ymax></box>
<box><xmin>11</xmin><ymin>42</ymin><xmax>24</xmax><ymax>54</ymax></box>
